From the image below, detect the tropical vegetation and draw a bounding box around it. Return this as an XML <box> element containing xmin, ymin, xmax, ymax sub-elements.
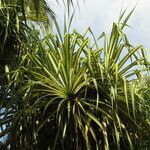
<box><xmin>0</xmin><ymin>0</ymin><xmax>150</xmax><ymax>149</ymax></box>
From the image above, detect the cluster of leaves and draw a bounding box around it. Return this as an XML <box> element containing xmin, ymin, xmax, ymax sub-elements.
<box><xmin>0</xmin><ymin>9</ymin><xmax>150</xmax><ymax>149</ymax></box>
<box><xmin>0</xmin><ymin>0</ymin><xmax>54</xmax><ymax>69</ymax></box>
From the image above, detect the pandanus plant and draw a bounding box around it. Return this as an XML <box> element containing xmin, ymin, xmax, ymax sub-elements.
<box><xmin>0</xmin><ymin>11</ymin><xmax>150</xmax><ymax>149</ymax></box>
<box><xmin>0</xmin><ymin>0</ymin><xmax>81</xmax><ymax>106</ymax></box>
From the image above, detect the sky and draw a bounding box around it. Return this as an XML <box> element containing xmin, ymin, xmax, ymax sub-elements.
<box><xmin>49</xmin><ymin>0</ymin><xmax>150</xmax><ymax>58</ymax></box>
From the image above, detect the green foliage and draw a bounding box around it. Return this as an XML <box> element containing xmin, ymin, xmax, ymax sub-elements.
<box><xmin>0</xmin><ymin>0</ymin><xmax>52</xmax><ymax>78</ymax></box>
<box><xmin>0</xmin><ymin>10</ymin><xmax>150</xmax><ymax>149</ymax></box>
